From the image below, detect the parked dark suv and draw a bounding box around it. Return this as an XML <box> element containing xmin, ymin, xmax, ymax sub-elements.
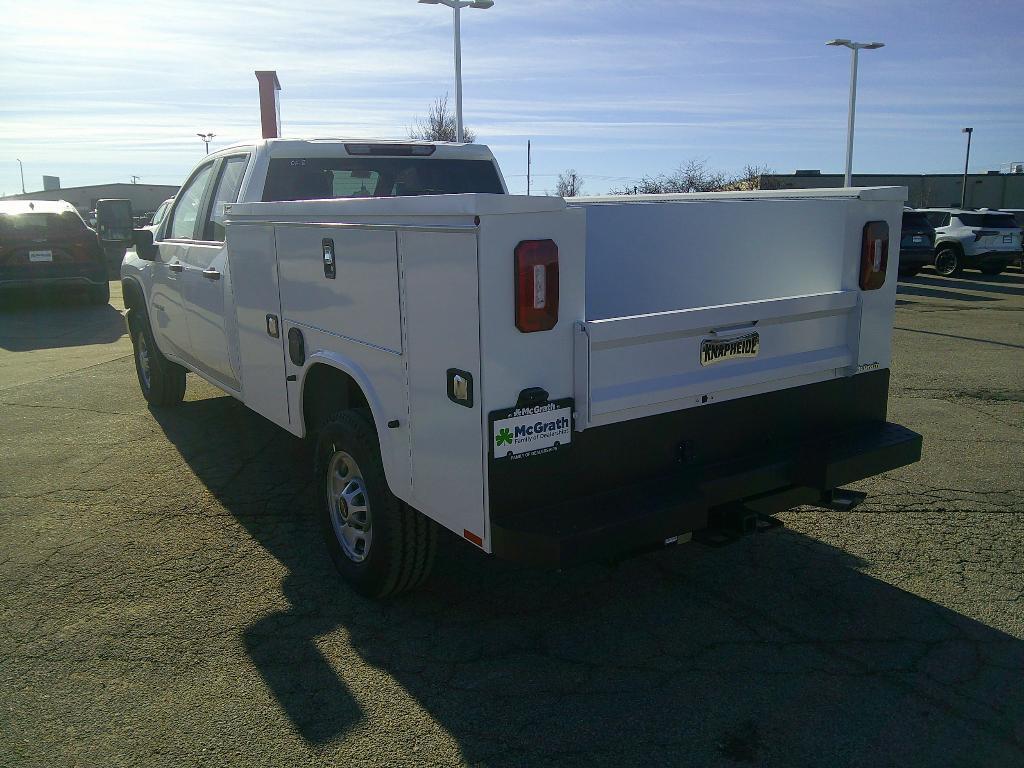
<box><xmin>898</xmin><ymin>209</ymin><xmax>936</xmax><ymax>277</ymax></box>
<box><xmin>0</xmin><ymin>200</ymin><xmax>110</xmax><ymax>304</ymax></box>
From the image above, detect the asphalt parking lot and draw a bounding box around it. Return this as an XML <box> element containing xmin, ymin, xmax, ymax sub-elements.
<box><xmin>2</xmin><ymin>269</ymin><xmax>1022</xmax><ymax>768</ymax></box>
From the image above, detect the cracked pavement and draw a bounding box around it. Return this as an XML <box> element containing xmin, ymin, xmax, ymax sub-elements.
<box><xmin>1</xmin><ymin>270</ymin><xmax>1022</xmax><ymax>767</ymax></box>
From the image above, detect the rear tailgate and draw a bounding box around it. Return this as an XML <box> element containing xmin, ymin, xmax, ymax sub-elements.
<box><xmin>571</xmin><ymin>188</ymin><xmax>905</xmax><ymax>428</ymax></box>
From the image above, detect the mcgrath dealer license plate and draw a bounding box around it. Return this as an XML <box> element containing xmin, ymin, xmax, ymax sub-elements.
<box><xmin>701</xmin><ymin>332</ymin><xmax>760</xmax><ymax>367</ymax></box>
<box><xmin>28</xmin><ymin>250</ymin><xmax>53</xmax><ymax>262</ymax></box>
<box><xmin>491</xmin><ymin>398</ymin><xmax>573</xmax><ymax>460</ymax></box>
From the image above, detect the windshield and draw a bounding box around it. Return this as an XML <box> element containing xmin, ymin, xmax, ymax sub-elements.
<box><xmin>262</xmin><ymin>157</ymin><xmax>504</xmax><ymax>201</ymax></box>
<box><xmin>958</xmin><ymin>213</ymin><xmax>1019</xmax><ymax>228</ymax></box>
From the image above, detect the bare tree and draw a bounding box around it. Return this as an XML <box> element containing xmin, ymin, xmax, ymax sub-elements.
<box><xmin>611</xmin><ymin>160</ymin><xmax>774</xmax><ymax>195</ymax></box>
<box><xmin>408</xmin><ymin>95</ymin><xmax>476</xmax><ymax>143</ymax></box>
<box><xmin>556</xmin><ymin>169</ymin><xmax>584</xmax><ymax>197</ymax></box>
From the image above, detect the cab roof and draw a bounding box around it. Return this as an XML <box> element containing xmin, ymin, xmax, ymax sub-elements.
<box><xmin>212</xmin><ymin>137</ymin><xmax>497</xmax><ymax>162</ymax></box>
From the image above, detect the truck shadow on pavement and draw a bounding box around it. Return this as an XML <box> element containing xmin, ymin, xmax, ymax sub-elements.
<box><xmin>152</xmin><ymin>394</ymin><xmax>1024</xmax><ymax>767</ymax></box>
<box><xmin>0</xmin><ymin>289</ymin><xmax>124</xmax><ymax>351</ymax></box>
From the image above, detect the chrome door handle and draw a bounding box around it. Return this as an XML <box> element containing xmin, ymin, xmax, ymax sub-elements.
<box><xmin>202</xmin><ymin>268</ymin><xmax>221</xmax><ymax>281</ymax></box>
<box><xmin>168</xmin><ymin>262</ymin><xmax>184</xmax><ymax>272</ymax></box>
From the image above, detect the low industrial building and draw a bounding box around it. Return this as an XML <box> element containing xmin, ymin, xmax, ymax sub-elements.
<box><xmin>2</xmin><ymin>183</ymin><xmax>178</xmax><ymax>216</ymax></box>
<box><xmin>759</xmin><ymin>171</ymin><xmax>1024</xmax><ymax>209</ymax></box>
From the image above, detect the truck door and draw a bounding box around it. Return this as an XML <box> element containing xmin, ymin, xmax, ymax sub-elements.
<box><xmin>151</xmin><ymin>160</ymin><xmax>216</xmax><ymax>365</ymax></box>
<box><xmin>181</xmin><ymin>154</ymin><xmax>250</xmax><ymax>392</ymax></box>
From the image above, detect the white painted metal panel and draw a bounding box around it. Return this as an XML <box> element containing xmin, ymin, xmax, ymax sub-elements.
<box><xmin>226</xmin><ymin>223</ymin><xmax>290</xmax><ymax>430</ymax></box>
<box><xmin>275</xmin><ymin>226</ymin><xmax>402</xmax><ymax>353</ymax></box>
<box><xmin>400</xmin><ymin>230</ymin><xmax>486</xmax><ymax>545</ymax></box>
<box><xmin>578</xmin><ymin>291</ymin><xmax>859</xmax><ymax>427</ymax></box>
<box><xmin>579</xmin><ymin>198</ymin><xmax>850</xmax><ymax>320</ymax></box>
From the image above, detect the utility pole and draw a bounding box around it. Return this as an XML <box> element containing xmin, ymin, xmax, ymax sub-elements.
<box><xmin>16</xmin><ymin>159</ymin><xmax>25</xmax><ymax>193</ymax></box>
<box><xmin>826</xmin><ymin>39</ymin><xmax>885</xmax><ymax>187</ymax></box>
<box><xmin>960</xmin><ymin>127</ymin><xmax>973</xmax><ymax>209</ymax></box>
<box><xmin>417</xmin><ymin>0</ymin><xmax>494</xmax><ymax>143</ymax></box>
<box><xmin>130</xmin><ymin>175</ymin><xmax>140</xmax><ymax>184</ymax></box>
<box><xmin>526</xmin><ymin>140</ymin><xmax>531</xmax><ymax>195</ymax></box>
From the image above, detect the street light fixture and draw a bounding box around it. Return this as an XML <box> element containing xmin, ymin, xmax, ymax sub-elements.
<box><xmin>960</xmin><ymin>127</ymin><xmax>973</xmax><ymax>209</ymax></box>
<box><xmin>417</xmin><ymin>0</ymin><xmax>494</xmax><ymax>143</ymax></box>
<box><xmin>197</xmin><ymin>132</ymin><xmax>215</xmax><ymax>155</ymax></box>
<box><xmin>826</xmin><ymin>39</ymin><xmax>885</xmax><ymax>187</ymax></box>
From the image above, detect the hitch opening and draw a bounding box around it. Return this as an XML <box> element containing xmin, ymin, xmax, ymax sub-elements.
<box><xmin>819</xmin><ymin>488</ymin><xmax>867</xmax><ymax>512</ymax></box>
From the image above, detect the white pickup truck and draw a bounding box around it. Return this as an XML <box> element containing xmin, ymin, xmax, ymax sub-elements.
<box><xmin>118</xmin><ymin>138</ymin><xmax>922</xmax><ymax>597</ymax></box>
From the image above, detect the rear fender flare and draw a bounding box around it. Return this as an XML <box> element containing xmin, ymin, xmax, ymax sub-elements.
<box><xmin>297</xmin><ymin>351</ymin><xmax>405</xmax><ymax>495</ymax></box>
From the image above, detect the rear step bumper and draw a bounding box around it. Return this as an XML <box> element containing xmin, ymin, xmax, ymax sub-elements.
<box><xmin>490</xmin><ymin>421</ymin><xmax>922</xmax><ymax>568</ymax></box>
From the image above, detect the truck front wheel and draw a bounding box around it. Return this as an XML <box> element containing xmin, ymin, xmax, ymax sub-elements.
<box><xmin>127</xmin><ymin>309</ymin><xmax>186</xmax><ymax>406</ymax></box>
<box><xmin>315</xmin><ymin>410</ymin><xmax>436</xmax><ymax>598</ymax></box>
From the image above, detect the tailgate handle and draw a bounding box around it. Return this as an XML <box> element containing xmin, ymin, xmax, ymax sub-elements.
<box><xmin>710</xmin><ymin>320</ymin><xmax>758</xmax><ymax>336</ymax></box>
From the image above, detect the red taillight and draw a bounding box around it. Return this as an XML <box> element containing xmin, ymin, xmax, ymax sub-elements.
<box><xmin>859</xmin><ymin>221</ymin><xmax>889</xmax><ymax>290</ymax></box>
<box><xmin>514</xmin><ymin>239</ymin><xmax>559</xmax><ymax>332</ymax></box>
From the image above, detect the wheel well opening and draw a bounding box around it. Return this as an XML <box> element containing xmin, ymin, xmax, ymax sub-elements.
<box><xmin>121</xmin><ymin>279</ymin><xmax>145</xmax><ymax>311</ymax></box>
<box><xmin>302</xmin><ymin>364</ymin><xmax>372</xmax><ymax>435</ymax></box>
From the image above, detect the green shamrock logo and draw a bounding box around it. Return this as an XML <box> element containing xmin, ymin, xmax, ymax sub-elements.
<box><xmin>496</xmin><ymin>428</ymin><xmax>513</xmax><ymax>447</ymax></box>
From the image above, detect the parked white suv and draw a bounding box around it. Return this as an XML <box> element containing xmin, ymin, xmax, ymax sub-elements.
<box><xmin>919</xmin><ymin>208</ymin><xmax>1023</xmax><ymax>276</ymax></box>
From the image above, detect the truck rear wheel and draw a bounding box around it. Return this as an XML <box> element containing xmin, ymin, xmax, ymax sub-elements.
<box><xmin>315</xmin><ymin>410</ymin><xmax>436</xmax><ymax>598</ymax></box>
<box><xmin>128</xmin><ymin>309</ymin><xmax>186</xmax><ymax>406</ymax></box>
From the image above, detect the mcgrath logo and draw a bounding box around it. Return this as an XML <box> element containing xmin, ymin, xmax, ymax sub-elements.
<box><xmin>495</xmin><ymin>428</ymin><xmax>513</xmax><ymax>447</ymax></box>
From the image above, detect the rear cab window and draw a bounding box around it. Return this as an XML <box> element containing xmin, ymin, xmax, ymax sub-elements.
<box><xmin>262</xmin><ymin>157</ymin><xmax>504</xmax><ymax>201</ymax></box>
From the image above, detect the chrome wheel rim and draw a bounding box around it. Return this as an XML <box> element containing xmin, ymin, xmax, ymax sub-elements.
<box><xmin>327</xmin><ymin>449</ymin><xmax>372</xmax><ymax>563</ymax></box>
<box><xmin>935</xmin><ymin>250</ymin><xmax>957</xmax><ymax>276</ymax></box>
<box><xmin>136</xmin><ymin>332</ymin><xmax>152</xmax><ymax>390</ymax></box>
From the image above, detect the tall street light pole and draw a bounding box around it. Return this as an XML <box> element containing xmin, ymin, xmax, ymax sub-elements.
<box><xmin>418</xmin><ymin>0</ymin><xmax>494</xmax><ymax>143</ymax></box>
<box><xmin>197</xmin><ymin>132</ymin><xmax>215</xmax><ymax>155</ymax></box>
<box><xmin>16</xmin><ymin>158</ymin><xmax>25</xmax><ymax>193</ymax></box>
<box><xmin>826</xmin><ymin>39</ymin><xmax>885</xmax><ymax>188</ymax></box>
<box><xmin>960</xmin><ymin>127</ymin><xmax>973</xmax><ymax>209</ymax></box>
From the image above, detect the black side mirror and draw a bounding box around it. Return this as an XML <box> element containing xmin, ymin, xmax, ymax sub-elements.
<box><xmin>95</xmin><ymin>198</ymin><xmax>134</xmax><ymax>244</ymax></box>
<box><xmin>133</xmin><ymin>229</ymin><xmax>157</xmax><ymax>261</ymax></box>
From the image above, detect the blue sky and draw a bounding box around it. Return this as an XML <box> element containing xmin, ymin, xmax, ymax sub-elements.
<box><xmin>1</xmin><ymin>0</ymin><xmax>1022</xmax><ymax>196</ymax></box>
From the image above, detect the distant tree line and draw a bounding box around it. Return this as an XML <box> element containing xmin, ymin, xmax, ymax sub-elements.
<box><xmin>609</xmin><ymin>160</ymin><xmax>776</xmax><ymax>195</ymax></box>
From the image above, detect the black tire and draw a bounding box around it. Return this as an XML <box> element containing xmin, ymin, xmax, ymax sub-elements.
<box><xmin>315</xmin><ymin>410</ymin><xmax>436</xmax><ymax>598</ymax></box>
<box><xmin>127</xmin><ymin>308</ymin><xmax>186</xmax><ymax>406</ymax></box>
<box><xmin>88</xmin><ymin>281</ymin><xmax>110</xmax><ymax>305</ymax></box>
<box><xmin>898</xmin><ymin>265</ymin><xmax>920</xmax><ymax>277</ymax></box>
<box><xmin>934</xmin><ymin>246</ymin><xmax>962</xmax><ymax>277</ymax></box>
<box><xmin>979</xmin><ymin>265</ymin><xmax>1004</xmax><ymax>276</ymax></box>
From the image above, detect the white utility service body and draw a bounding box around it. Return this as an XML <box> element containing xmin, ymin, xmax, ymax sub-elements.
<box><xmin>121</xmin><ymin>139</ymin><xmax>921</xmax><ymax>584</ymax></box>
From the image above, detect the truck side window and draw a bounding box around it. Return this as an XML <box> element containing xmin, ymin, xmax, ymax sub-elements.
<box><xmin>168</xmin><ymin>163</ymin><xmax>215</xmax><ymax>240</ymax></box>
<box><xmin>204</xmin><ymin>155</ymin><xmax>250</xmax><ymax>242</ymax></box>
